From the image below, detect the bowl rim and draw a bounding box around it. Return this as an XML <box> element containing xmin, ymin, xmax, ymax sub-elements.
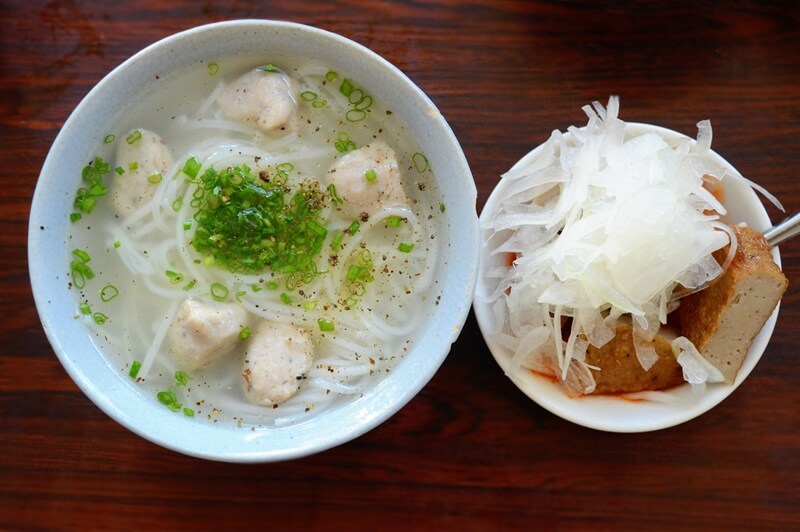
<box><xmin>28</xmin><ymin>19</ymin><xmax>479</xmax><ymax>461</ymax></box>
<box><xmin>473</xmin><ymin>121</ymin><xmax>781</xmax><ymax>433</ymax></box>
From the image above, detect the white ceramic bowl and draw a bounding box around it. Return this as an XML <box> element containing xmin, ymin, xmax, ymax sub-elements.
<box><xmin>474</xmin><ymin>122</ymin><xmax>781</xmax><ymax>433</ymax></box>
<box><xmin>29</xmin><ymin>20</ymin><xmax>479</xmax><ymax>461</ymax></box>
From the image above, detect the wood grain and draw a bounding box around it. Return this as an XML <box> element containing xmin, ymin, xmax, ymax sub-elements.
<box><xmin>2</xmin><ymin>0</ymin><xmax>799</xmax><ymax>529</ymax></box>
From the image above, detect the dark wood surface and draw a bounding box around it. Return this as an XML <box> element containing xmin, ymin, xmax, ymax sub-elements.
<box><xmin>3</xmin><ymin>1</ymin><xmax>799</xmax><ymax>529</ymax></box>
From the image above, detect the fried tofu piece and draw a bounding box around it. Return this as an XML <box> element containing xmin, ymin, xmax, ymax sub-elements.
<box><xmin>586</xmin><ymin>321</ymin><xmax>684</xmax><ymax>394</ymax></box>
<box><xmin>677</xmin><ymin>224</ymin><xmax>788</xmax><ymax>384</ymax></box>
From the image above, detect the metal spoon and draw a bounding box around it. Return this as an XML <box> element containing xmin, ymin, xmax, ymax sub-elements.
<box><xmin>764</xmin><ymin>211</ymin><xmax>800</xmax><ymax>247</ymax></box>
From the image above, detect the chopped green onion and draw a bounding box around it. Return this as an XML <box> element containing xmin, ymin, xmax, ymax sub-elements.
<box><xmin>128</xmin><ymin>161</ymin><xmax>138</xmax><ymax>171</ymax></box>
<box><xmin>73</xmin><ymin>248</ymin><xmax>91</xmax><ymax>263</ymax></box>
<box><xmin>364</xmin><ymin>168</ymin><xmax>377</xmax><ymax>182</ymax></box>
<box><xmin>334</xmin><ymin>132</ymin><xmax>357</xmax><ymax>153</ymax></box>
<box><xmin>264</xmin><ymin>63</ymin><xmax>277</xmax><ymax>72</ymax></box>
<box><xmin>87</xmin><ymin>184</ymin><xmax>106</xmax><ymax>197</ymax></box>
<box><xmin>182</xmin><ymin>156</ymin><xmax>201</xmax><ymax>178</ymax></box>
<box><xmin>346</xmin><ymin>109</ymin><xmax>367</xmax><ymax>122</ymax></box>
<box><xmin>339</xmin><ymin>78</ymin><xmax>354</xmax><ymax>97</ymax></box>
<box><xmin>307</xmin><ymin>219</ymin><xmax>328</xmax><ymax>238</ymax></box>
<box><xmin>183</xmin><ymin>407</ymin><xmax>195</xmax><ymax>417</ymax></box>
<box><xmin>147</xmin><ymin>172</ymin><xmax>163</xmax><ymax>184</ymax></box>
<box><xmin>157</xmin><ymin>390</ymin><xmax>178</xmax><ymax>407</ymax></box>
<box><xmin>74</xmin><ymin>196</ymin><xmax>96</xmax><ymax>213</ymax></box>
<box><xmin>349</xmin><ymin>281</ymin><xmax>366</xmax><ymax>296</ymax></box>
<box><xmin>345</xmin><ymin>297</ymin><xmax>359</xmax><ymax>308</ymax></box>
<box><xmin>172</xmin><ymin>196</ymin><xmax>184</xmax><ymax>212</ymax></box>
<box><xmin>129</xmin><ymin>361</ymin><xmax>141</xmax><ymax>379</ymax></box>
<box><xmin>412</xmin><ymin>152</ymin><xmax>430</xmax><ymax>173</ymax></box>
<box><xmin>327</xmin><ymin>184</ymin><xmax>343</xmax><ymax>205</ymax></box>
<box><xmin>266</xmin><ymin>280</ymin><xmax>279</xmax><ymax>290</ymax></box>
<box><xmin>385</xmin><ymin>215</ymin><xmax>403</xmax><ymax>227</ymax></box>
<box><xmin>354</xmin><ymin>95</ymin><xmax>373</xmax><ymax>111</ymax></box>
<box><xmin>301</xmin><ymin>90</ymin><xmax>317</xmax><ymax>101</ymax></box>
<box><xmin>210</xmin><ymin>282</ymin><xmax>228</xmax><ymax>301</ymax></box>
<box><xmin>343</xmin><ymin>247</ymin><xmax>374</xmax><ymax>296</ymax></box>
<box><xmin>347</xmin><ymin>88</ymin><xmax>364</xmax><ymax>105</ymax></box>
<box><xmin>280</xmin><ymin>292</ymin><xmax>292</xmax><ymax>305</ymax></box>
<box><xmin>439</xmin><ymin>202</ymin><xmax>446</xmax><ymax>213</ymax></box>
<box><xmin>99</xmin><ymin>284</ymin><xmax>119</xmax><ymax>302</ymax></box>
<box><xmin>70</xmin><ymin>213</ymin><xmax>82</xmax><ymax>223</ymax></box>
<box><xmin>113</xmin><ymin>241</ymin><xmax>121</xmax><ymax>249</ymax></box>
<box><xmin>318</xmin><ymin>319</ymin><xmax>335</xmax><ymax>332</ymax></box>
<box><xmin>235</xmin><ymin>290</ymin><xmax>246</xmax><ymax>303</ymax></box>
<box><xmin>251</xmin><ymin>284</ymin><xmax>263</xmax><ymax>293</ymax></box>
<box><xmin>303</xmin><ymin>300</ymin><xmax>317</xmax><ymax>311</ymax></box>
<box><xmin>174</xmin><ymin>370</ymin><xmax>191</xmax><ymax>386</ymax></box>
<box><xmin>184</xmin><ymin>279</ymin><xmax>197</xmax><ymax>290</ymax></box>
<box><xmin>93</xmin><ymin>157</ymin><xmax>110</xmax><ymax>174</ymax></box>
<box><xmin>79</xmin><ymin>302</ymin><xmax>91</xmax><ymax>315</ymax></box>
<box><xmin>92</xmin><ymin>312</ymin><xmax>108</xmax><ymax>324</ymax></box>
<box><xmin>82</xmin><ymin>166</ymin><xmax>99</xmax><ymax>182</ymax></box>
<box><xmin>239</xmin><ymin>327</ymin><xmax>251</xmax><ymax>340</ymax></box>
<box><xmin>70</xmin><ymin>262</ymin><xmax>93</xmax><ymax>282</ymax></box>
<box><xmin>346</xmin><ymin>264</ymin><xmax>362</xmax><ymax>282</ymax></box>
<box><xmin>103</xmin><ymin>134</ymin><xmax>115</xmax><ymax>144</ymax></box>
<box><xmin>325</xmin><ymin>70</ymin><xmax>338</xmax><ymax>82</ymax></box>
<box><xmin>73</xmin><ymin>157</ymin><xmax>110</xmax><ymax>215</ymax></box>
<box><xmin>347</xmin><ymin>220</ymin><xmax>360</xmax><ymax>235</ymax></box>
<box><xmin>398</xmin><ymin>242</ymin><xmax>415</xmax><ymax>253</ymax></box>
<box><xmin>166</xmin><ymin>270</ymin><xmax>184</xmax><ymax>285</ymax></box>
<box><xmin>126</xmin><ymin>130</ymin><xmax>142</xmax><ymax>144</ymax></box>
<box><xmin>115</xmin><ymin>166</ymin><xmax>125</xmax><ymax>175</ymax></box>
<box><xmin>70</xmin><ymin>249</ymin><xmax>95</xmax><ymax>289</ymax></box>
<box><xmin>191</xmin><ymin>163</ymin><xmax>329</xmax><ymax>275</ymax></box>
<box><xmin>312</xmin><ymin>99</ymin><xmax>326</xmax><ymax>109</ymax></box>
<box><xmin>183</xmin><ymin>220</ymin><xmax>192</xmax><ymax>231</ymax></box>
<box><xmin>207</xmin><ymin>62</ymin><xmax>219</xmax><ymax>76</ymax></box>
<box><xmin>337</xmin><ymin>79</ymin><xmax>372</xmax><ymax>122</ymax></box>
<box><xmin>70</xmin><ymin>261</ymin><xmax>94</xmax><ymax>288</ymax></box>
<box><xmin>330</xmin><ymin>232</ymin><xmax>344</xmax><ymax>250</ymax></box>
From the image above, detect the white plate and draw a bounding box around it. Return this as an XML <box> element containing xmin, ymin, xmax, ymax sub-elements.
<box><xmin>473</xmin><ymin>122</ymin><xmax>781</xmax><ymax>433</ymax></box>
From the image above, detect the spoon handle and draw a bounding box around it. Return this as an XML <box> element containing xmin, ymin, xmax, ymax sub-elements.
<box><xmin>764</xmin><ymin>212</ymin><xmax>800</xmax><ymax>247</ymax></box>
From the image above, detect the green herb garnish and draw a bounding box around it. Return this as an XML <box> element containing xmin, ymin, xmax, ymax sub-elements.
<box><xmin>334</xmin><ymin>132</ymin><xmax>357</xmax><ymax>153</ymax></box>
<box><xmin>99</xmin><ymin>284</ymin><xmax>119</xmax><ymax>302</ymax></box>
<box><xmin>126</xmin><ymin>130</ymin><xmax>142</xmax><ymax>144</ymax></box>
<box><xmin>182</xmin><ymin>156</ymin><xmax>201</xmax><ymax>179</ymax></box>
<box><xmin>191</xmin><ymin>163</ymin><xmax>329</xmax><ymax>276</ymax></box>
<box><xmin>70</xmin><ymin>248</ymin><xmax>95</xmax><ymax>289</ymax></box>
<box><xmin>210</xmin><ymin>282</ymin><xmax>228</xmax><ymax>301</ymax></box>
<box><xmin>174</xmin><ymin>371</ymin><xmax>191</xmax><ymax>387</ymax></box>
<box><xmin>72</xmin><ymin>157</ymin><xmax>111</xmax><ymax>218</ymax></box>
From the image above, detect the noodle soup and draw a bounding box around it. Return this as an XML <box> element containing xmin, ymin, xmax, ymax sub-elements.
<box><xmin>66</xmin><ymin>57</ymin><xmax>445</xmax><ymax>428</ymax></box>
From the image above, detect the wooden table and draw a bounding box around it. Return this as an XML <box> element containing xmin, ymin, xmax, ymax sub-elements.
<box><xmin>3</xmin><ymin>1</ymin><xmax>799</xmax><ymax>528</ymax></box>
